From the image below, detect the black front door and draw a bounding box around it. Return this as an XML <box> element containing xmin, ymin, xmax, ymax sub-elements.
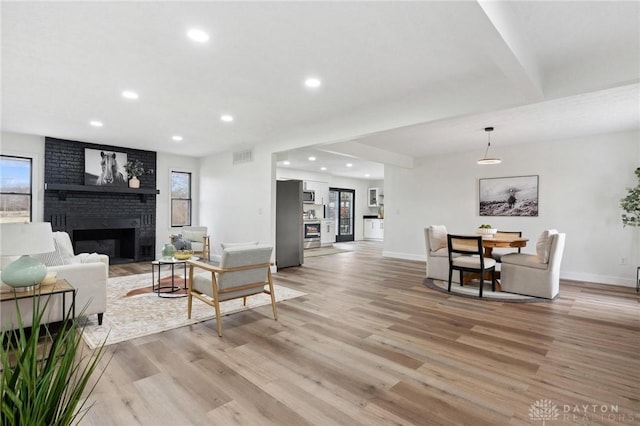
<box><xmin>329</xmin><ymin>188</ymin><xmax>355</xmax><ymax>242</ymax></box>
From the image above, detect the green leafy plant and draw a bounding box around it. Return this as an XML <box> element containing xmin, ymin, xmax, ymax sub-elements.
<box><xmin>1</xmin><ymin>297</ymin><xmax>107</xmax><ymax>426</ymax></box>
<box><xmin>621</xmin><ymin>167</ymin><xmax>640</xmax><ymax>227</ymax></box>
<box><xmin>478</xmin><ymin>224</ymin><xmax>493</xmax><ymax>229</ymax></box>
<box><xmin>124</xmin><ymin>159</ymin><xmax>145</xmax><ymax>179</ymax></box>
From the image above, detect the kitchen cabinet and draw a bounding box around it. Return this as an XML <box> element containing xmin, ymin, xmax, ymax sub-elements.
<box><xmin>304</xmin><ymin>180</ymin><xmax>330</xmax><ymax>205</ymax></box>
<box><xmin>321</xmin><ymin>219</ymin><xmax>335</xmax><ymax>246</ymax></box>
<box><xmin>367</xmin><ymin>187</ymin><xmax>380</xmax><ymax>207</ymax></box>
<box><xmin>363</xmin><ymin>218</ymin><xmax>384</xmax><ymax>240</ymax></box>
<box><xmin>316</xmin><ymin>182</ymin><xmax>329</xmax><ymax>205</ymax></box>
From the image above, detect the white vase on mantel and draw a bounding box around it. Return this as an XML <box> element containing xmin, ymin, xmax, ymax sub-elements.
<box><xmin>128</xmin><ymin>176</ymin><xmax>140</xmax><ymax>189</ymax></box>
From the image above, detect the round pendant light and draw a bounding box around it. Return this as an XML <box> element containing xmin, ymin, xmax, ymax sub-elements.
<box><xmin>478</xmin><ymin>127</ymin><xmax>502</xmax><ymax>165</ymax></box>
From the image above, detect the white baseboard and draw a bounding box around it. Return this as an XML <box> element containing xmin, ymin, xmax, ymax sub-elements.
<box><xmin>381</xmin><ymin>251</ymin><xmax>636</xmax><ymax>288</ymax></box>
<box><xmin>560</xmin><ymin>272</ymin><xmax>635</xmax><ymax>287</ymax></box>
<box><xmin>382</xmin><ymin>251</ymin><xmax>425</xmax><ymax>262</ymax></box>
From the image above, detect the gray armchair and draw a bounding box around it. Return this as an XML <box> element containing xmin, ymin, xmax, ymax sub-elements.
<box><xmin>186</xmin><ymin>244</ymin><xmax>276</xmax><ymax>337</ymax></box>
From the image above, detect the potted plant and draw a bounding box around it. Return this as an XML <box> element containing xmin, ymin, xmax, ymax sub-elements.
<box><xmin>620</xmin><ymin>166</ymin><xmax>640</xmax><ymax>227</ymax></box>
<box><xmin>124</xmin><ymin>159</ymin><xmax>145</xmax><ymax>189</ymax></box>
<box><xmin>621</xmin><ymin>167</ymin><xmax>640</xmax><ymax>291</ymax></box>
<box><xmin>1</xmin><ymin>298</ymin><xmax>106</xmax><ymax>425</ymax></box>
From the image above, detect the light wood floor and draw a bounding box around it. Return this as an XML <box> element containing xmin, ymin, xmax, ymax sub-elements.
<box><xmin>81</xmin><ymin>241</ymin><xmax>639</xmax><ymax>425</ymax></box>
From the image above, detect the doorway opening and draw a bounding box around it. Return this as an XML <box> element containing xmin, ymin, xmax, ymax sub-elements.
<box><xmin>329</xmin><ymin>188</ymin><xmax>355</xmax><ymax>242</ymax></box>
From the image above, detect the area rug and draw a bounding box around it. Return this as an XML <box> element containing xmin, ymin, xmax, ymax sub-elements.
<box><xmin>304</xmin><ymin>247</ymin><xmax>353</xmax><ymax>257</ymax></box>
<box><xmin>423</xmin><ymin>277</ymin><xmax>551</xmax><ymax>303</ymax></box>
<box><xmin>80</xmin><ymin>273</ymin><xmax>306</xmax><ymax>349</ymax></box>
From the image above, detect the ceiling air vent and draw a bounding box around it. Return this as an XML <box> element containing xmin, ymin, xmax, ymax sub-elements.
<box><xmin>232</xmin><ymin>149</ymin><xmax>253</xmax><ymax>165</ymax></box>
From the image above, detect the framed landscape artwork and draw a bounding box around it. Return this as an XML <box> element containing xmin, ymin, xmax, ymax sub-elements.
<box><xmin>479</xmin><ymin>175</ymin><xmax>539</xmax><ymax>216</ymax></box>
<box><xmin>84</xmin><ymin>148</ymin><xmax>128</xmax><ymax>187</ymax></box>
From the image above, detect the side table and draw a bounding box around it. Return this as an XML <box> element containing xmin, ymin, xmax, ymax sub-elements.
<box><xmin>0</xmin><ymin>279</ymin><xmax>76</xmax><ymax>324</ymax></box>
<box><xmin>151</xmin><ymin>257</ymin><xmax>198</xmax><ymax>298</ymax></box>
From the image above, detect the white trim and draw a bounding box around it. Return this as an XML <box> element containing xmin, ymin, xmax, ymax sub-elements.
<box><xmin>382</xmin><ymin>250</ymin><xmax>425</xmax><ymax>262</ymax></box>
<box><xmin>382</xmin><ymin>251</ymin><xmax>636</xmax><ymax>288</ymax></box>
<box><xmin>0</xmin><ymin>150</ymin><xmax>41</xmax><ymax>222</ymax></box>
<box><xmin>560</xmin><ymin>272</ymin><xmax>635</xmax><ymax>288</ymax></box>
<box><xmin>169</xmin><ymin>169</ymin><xmax>194</xmax><ymax>228</ymax></box>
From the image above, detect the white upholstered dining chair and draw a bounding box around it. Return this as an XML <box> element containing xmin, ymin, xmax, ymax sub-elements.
<box><xmin>424</xmin><ymin>225</ymin><xmax>451</xmax><ymax>282</ymax></box>
<box><xmin>500</xmin><ymin>230</ymin><xmax>565</xmax><ymax>299</ymax></box>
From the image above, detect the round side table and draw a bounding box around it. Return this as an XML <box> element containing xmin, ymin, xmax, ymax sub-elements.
<box><xmin>151</xmin><ymin>257</ymin><xmax>199</xmax><ymax>298</ymax></box>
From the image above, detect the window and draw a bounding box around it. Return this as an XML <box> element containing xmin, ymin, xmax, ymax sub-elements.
<box><xmin>0</xmin><ymin>155</ymin><xmax>32</xmax><ymax>223</ymax></box>
<box><xmin>171</xmin><ymin>171</ymin><xmax>191</xmax><ymax>227</ymax></box>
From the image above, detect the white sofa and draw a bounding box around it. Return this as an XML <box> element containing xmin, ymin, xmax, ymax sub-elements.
<box><xmin>1</xmin><ymin>231</ymin><xmax>108</xmax><ymax>330</ymax></box>
<box><xmin>424</xmin><ymin>226</ymin><xmax>459</xmax><ymax>282</ymax></box>
<box><xmin>500</xmin><ymin>230</ymin><xmax>566</xmax><ymax>299</ymax></box>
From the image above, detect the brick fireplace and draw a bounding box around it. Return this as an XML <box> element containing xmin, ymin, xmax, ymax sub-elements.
<box><xmin>43</xmin><ymin>137</ymin><xmax>158</xmax><ymax>264</ymax></box>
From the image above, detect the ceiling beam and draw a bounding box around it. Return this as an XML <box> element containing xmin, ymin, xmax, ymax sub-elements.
<box><xmin>318</xmin><ymin>141</ymin><xmax>414</xmax><ymax>169</ymax></box>
<box><xmin>477</xmin><ymin>0</ymin><xmax>545</xmax><ymax>101</ymax></box>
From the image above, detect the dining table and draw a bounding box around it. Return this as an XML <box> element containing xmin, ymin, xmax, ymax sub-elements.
<box><xmin>479</xmin><ymin>232</ymin><xmax>529</xmax><ymax>258</ymax></box>
<box><xmin>456</xmin><ymin>232</ymin><xmax>529</xmax><ymax>291</ymax></box>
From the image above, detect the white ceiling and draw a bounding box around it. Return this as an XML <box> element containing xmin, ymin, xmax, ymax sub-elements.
<box><xmin>2</xmin><ymin>1</ymin><xmax>638</xmax><ymax>181</ymax></box>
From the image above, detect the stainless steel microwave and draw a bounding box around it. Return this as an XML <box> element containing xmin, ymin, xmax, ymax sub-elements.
<box><xmin>303</xmin><ymin>190</ymin><xmax>315</xmax><ymax>203</ymax></box>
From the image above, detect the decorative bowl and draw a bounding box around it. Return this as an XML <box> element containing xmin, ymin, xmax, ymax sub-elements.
<box><xmin>174</xmin><ymin>250</ymin><xmax>194</xmax><ymax>260</ymax></box>
<box><xmin>476</xmin><ymin>228</ymin><xmax>497</xmax><ymax>236</ymax></box>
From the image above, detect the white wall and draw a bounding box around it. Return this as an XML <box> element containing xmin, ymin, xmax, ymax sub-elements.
<box><xmin>155</xmin><ymin>152</ymin><xmax>200</xmax><ymax>257</ymax></box>
<box><xmin>383</xmin><ymin>130</ymin><xmax>640</xmax><ymax>286</ymax></box>
<box><xmin>9</xmin><ymin>128</ymin><xmax>637</xmax><ymax>287</ymax></box>
<box><xmin>199</xmin><ymin>146</ymin><xmax>274</xmax><ymax>260</ymax></box>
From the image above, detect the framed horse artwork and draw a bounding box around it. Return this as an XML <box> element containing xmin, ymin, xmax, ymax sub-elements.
<box><xmin>84</xmin><ymin>148</ymin><xmax>128</xmax><ymax>187</ymax></box>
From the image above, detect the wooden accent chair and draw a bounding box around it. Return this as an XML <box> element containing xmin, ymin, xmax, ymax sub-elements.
<box><xmin>446</xmin><ymin>234</ymin><xmax>496</xmax><ymax>298</ymax></box>
<box><xmin>180</xmin><ymin>226</ymin><xmax>211</xmax><ymax>261</ymax></box>
<box><xmin>492</xmin><ymin>230</ymin><xmax>523</xmax><ymax>262</ymax></box>
<box><xmin>186</xmin><ymin>244</ymin><xmax>277</xmax><ymax>337</ymax></box>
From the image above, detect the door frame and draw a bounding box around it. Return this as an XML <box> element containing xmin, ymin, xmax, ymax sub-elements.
<box><xmin>330</xmin><ymin>187</ymin><xmax>355</xmax><ymax>242</ymax></box>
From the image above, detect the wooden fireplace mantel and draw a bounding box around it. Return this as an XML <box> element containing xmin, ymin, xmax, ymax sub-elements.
<box><xmin>45</xmin><ymin>183</ymin><xmax>160</xmax><ymax>202</ymax></box>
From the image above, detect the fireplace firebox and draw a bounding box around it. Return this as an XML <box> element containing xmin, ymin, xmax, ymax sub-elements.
<box><xmin>67</xmin><ymin>217</ymin><xmax>140</xmax><ymax>265</ymax></box>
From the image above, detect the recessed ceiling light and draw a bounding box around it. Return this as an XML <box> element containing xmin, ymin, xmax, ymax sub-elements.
<box><xmin>308</xmin><ymin>156</ymin><xmax>316</xmax><ymax>161</ymax></box>
<box><xmin>172</xmin><ymin>135</ymin><xmax>183</xmax><ymax>141</ymax></box>
<box><xmin>283</xmin><ymin>161</ymin><xmax>290</xmax><ymax>166</ymax></box>
<box><xmin>304</xmin><ymin>77</ymin><xmax>322</xmax><ymax>89</ymax></box>
<box><xmin>90</xmin><ymin>120</ymin><xmax>103</xmax><ymax>127</ymax></box>
<box><xmin>365</xmin><ymin>174</ymin><xmax>370</xmax><ymax>177</ymax></box>
<box><xmin>122</xmin><ymin>90</ymin><xmax>139</xmax><ymax>100</ymax></box>
<box><xmin>220</xmin><ymin>114</ymin><xmax>234</xmax><ymax>122</ymax></box>
<box><xmin>320</xmin><ymin>167</ymin><xmax>327</xmax><ymax>171</ymax></box>
<box><xmin>187</xmin><ymin>28</ymin><xmax>209</xmax><ymax>43</ymax></box>
<box><xmin>346</xmin><ymin>163</ymin><xmax>353</xmax><ymax>168</ymax></box>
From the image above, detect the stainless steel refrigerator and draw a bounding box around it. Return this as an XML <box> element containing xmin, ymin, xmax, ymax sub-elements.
<box><xmin>276</xmin><ymin>179</ymin><xmax>303</xmax><ymax>268</ymax></box>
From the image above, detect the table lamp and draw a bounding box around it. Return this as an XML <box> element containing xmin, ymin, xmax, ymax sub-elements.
<box><xmin>0</xmin><ymin>222</ymin><xmax>55</xmax><ymax>291</ymax></box>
